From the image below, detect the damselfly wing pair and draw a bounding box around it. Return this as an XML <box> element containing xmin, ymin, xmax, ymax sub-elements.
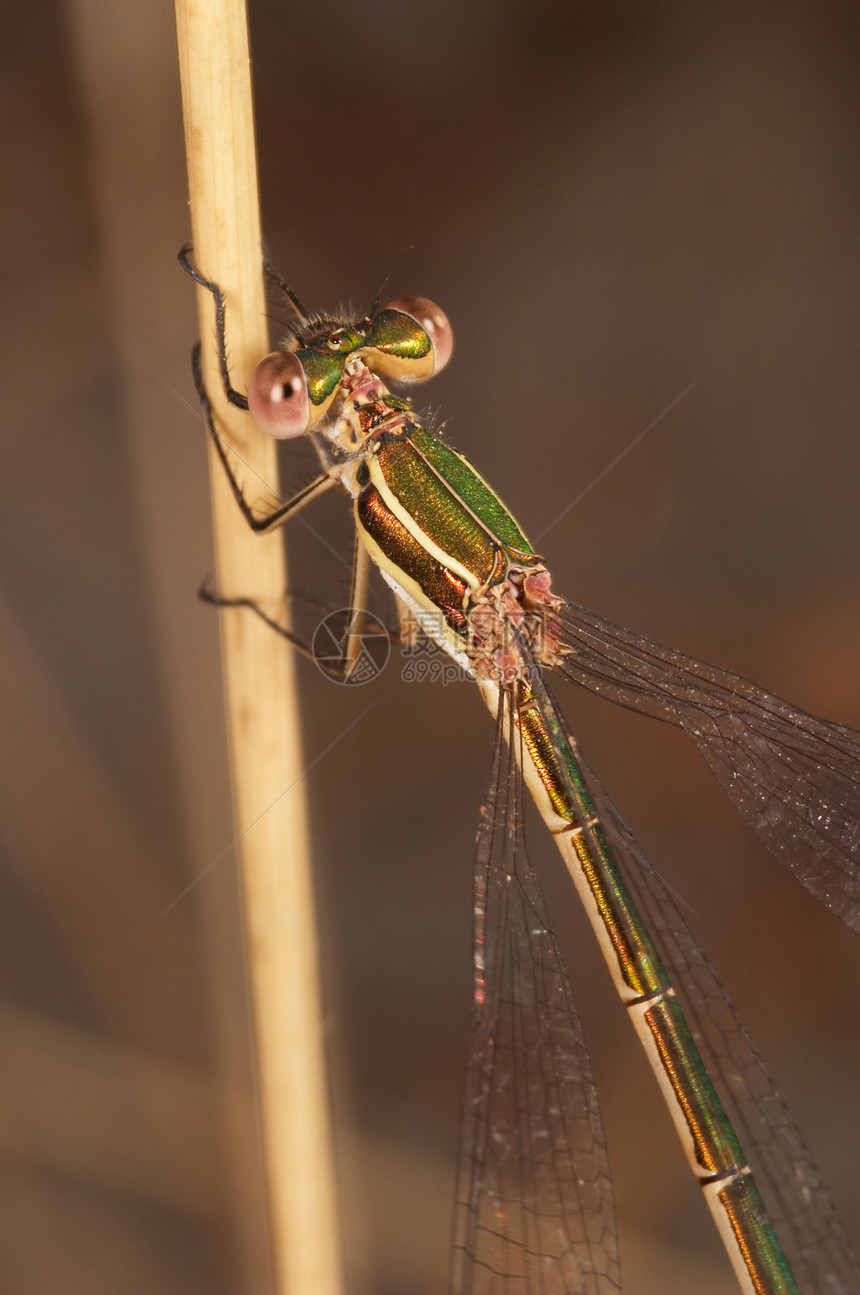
<box><xmin>183</xmin><ymin>246</ymin><xmax>860</xmax><ymax>1295</ymax></box>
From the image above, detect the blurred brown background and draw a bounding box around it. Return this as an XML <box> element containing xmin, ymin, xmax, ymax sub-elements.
<box><xmin>2</xmin><ymin>1</ymin><xmax>859</xmax><ymax>1292</ymax></box>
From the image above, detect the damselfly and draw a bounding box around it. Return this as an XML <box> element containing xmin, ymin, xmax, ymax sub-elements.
<box><xmin>182</xmin><ymin>246</ymin><xmax>860</xmax><ymax>1295</ymax></box>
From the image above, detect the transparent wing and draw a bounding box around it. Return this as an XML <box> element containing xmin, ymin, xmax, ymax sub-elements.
<box><xmin>556</xmin><ymin>600</ymin><xmax>860</xmax><ymax>932</ymax></box>
<box><xmin>450</xmin><ymin>687</ymin><xmax>619</xmax><ymax>1295</ymax></box>
<box><xmin>566</xmin><ymin>731</ymin><xmax>860</xmax><ymax>1295</ymax></box>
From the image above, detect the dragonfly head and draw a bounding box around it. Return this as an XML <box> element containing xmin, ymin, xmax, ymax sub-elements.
<box><xmin>247</xmin><ymin>298</ymin><xmax>453</xmax><ymax>441</ymax></box>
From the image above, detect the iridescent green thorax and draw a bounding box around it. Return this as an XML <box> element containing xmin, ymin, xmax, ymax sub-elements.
<box><xmin>405</xmin><ymin>427</ymin><xmax>533</xmax><ymax>555</ymax></box>
<box><xmin>367</xmin><ymin>423</ymin><xmax>533</xmax><ymax>570</ymax></box>
<box><xmin>349</xmin><ymin>402</ymin><xmax>547</xmax><ymax>658</ymax></box>
<box><xmin>356</xmin><ymin>486</ymin><xmax>471</xmax><ymax>638</ymax></box>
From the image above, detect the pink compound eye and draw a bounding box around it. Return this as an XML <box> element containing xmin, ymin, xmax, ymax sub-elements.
<box><xmin>247</xmin><ymin>350</ymin><xmax>310</xmax><ymax>439</ymax></box>
<box><xmin>383</xmin><ymin>296</ymin><xmax>454</xmax><ymax>375</ymax></box>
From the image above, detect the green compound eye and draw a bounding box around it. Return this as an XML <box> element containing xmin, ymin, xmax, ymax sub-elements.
<box><xmin>366</xmin><ymin>297</ymin><xmax>454</xmax><ymax>383</ymax></box>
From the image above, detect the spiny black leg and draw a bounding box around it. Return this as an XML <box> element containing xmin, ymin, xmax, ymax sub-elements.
<box><xmin>178</xmin><ymin>244</ymin><xmax>250</xmax><ymax>411</ymax></box>
<box><xmin>198</xmin><ymin>581</ymin><xmax>318</xmax><ymax>661</ymax></box>
<box><xmin>199</xmin><ymin>582</ymin><xmax>399</xmax><ymax>681</ymax></box>
<box><xmin>190</xmin><ymin>341</ymin><xmax>268</xmax><ymax>531</ymax></box>
<box><xmin>190</xmin><ymin>342</ymin><xmax>335</xmax><ymax>535</ymax></box>
<box><xmin>340</xmin><ymin>537</ymin><xmax>371</xmax><ymax>679</ymax></box>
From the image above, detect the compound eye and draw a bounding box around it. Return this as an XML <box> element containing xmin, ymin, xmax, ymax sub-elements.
<box><xmin>382</xmin><ymin>296</ymin><xmax>454</xmax><ymax>376</ymax></box>
<box><xmin>247</xmin><ymin>350</ymin><xmax>310</xmax><ymax>439</ymax></box>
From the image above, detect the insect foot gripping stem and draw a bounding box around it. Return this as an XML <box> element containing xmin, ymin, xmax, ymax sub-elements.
<box><xmin>467</xmin><ymin>565</ymin><xmax>569</xmax><ymax>684</ymax></box>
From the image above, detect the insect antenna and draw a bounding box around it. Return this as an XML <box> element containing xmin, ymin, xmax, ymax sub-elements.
<box><xmin>364</xmin><ymin>247</ymin><xmax>413</xmax><ymax>319</ymax></box>
<box><xmin>262</xmin><ymin>243</ymin><xmax>310</xmax><ymax>324</ymax></box>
